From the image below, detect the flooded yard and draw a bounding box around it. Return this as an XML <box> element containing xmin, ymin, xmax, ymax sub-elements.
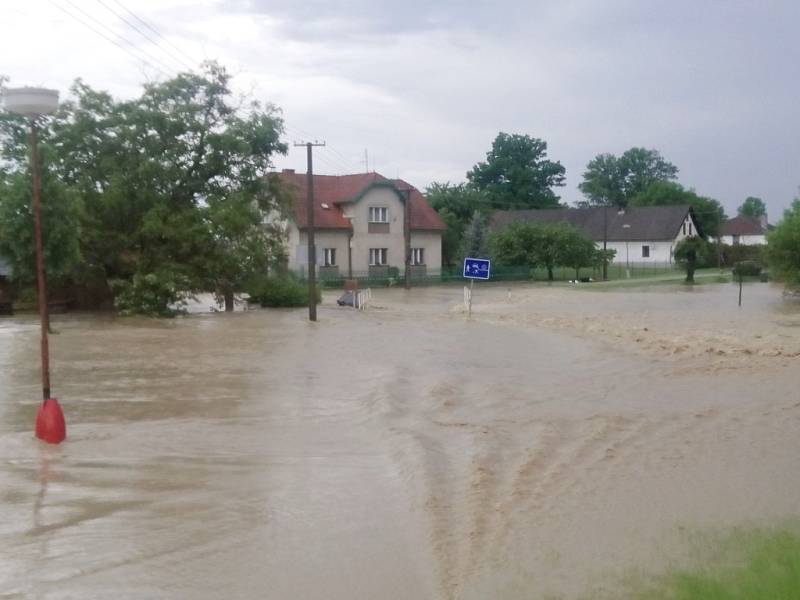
<box><xmin>1</xmin><ymin>281</ymin><xmax>799</xmax><ymax>599</ymax></box>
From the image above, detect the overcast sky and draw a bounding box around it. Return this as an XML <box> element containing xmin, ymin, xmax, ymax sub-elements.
<box><xmin>3</xmin><ymin>0</ymin><xmax>799</xmax><ymax>218</ymax></box>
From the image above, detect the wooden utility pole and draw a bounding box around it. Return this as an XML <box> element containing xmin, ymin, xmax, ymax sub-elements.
<box><xmin>404</xmin><ymin>188</ymin><xmax>412</xmax><ymax>290</ymax></box>
<box><xmin>31</xmin><ymin>120</ymin><xmax>51</xmax><ymax>399</ymax></box>
<box><xmin>294</xmin><ymin>141</ymin><xmax>326</xmax><ymax>322</ymax></box>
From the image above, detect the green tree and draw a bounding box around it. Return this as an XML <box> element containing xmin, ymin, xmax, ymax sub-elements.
<box><xmin>674</xmin><ymin>236</ymin><xmax>706</xmax><ymax>283</ymax></box>
<box><xmin>766</xmin><ymin>197</ymin><xmax>800</xmax><ymax>286</ymax></box>
<box><xmin>0</xmin><ymin>169</ymin><xmax>82</xmax><ymax>288</ymax></box>
<box><xmin>0</xmin><ymin>62</ymin><xmax>289</xmax><ymax>315</ymax></box>
<box><xmin>579</xmin><ymin>147</ymin><xmax>678</xmax><ymax>208</ymax></box>
<box><xmin>739</xmin><ymin>196</ymin><xmax>767</xmax><ymax>218</ymax></box>
<box><xmin>557</xmin><ymin>228</ymin><xmax>598</xmax><ymax>280</ymax></box>
<box><xmin>426</xmin><ymin>182</ymin><xmax>488</xmax><ymax>266</ymax></box>
<box><xmin>467</xmin><ymin>132</ymin><xmax>565</xmax><ymax>210</ymax></box>
<box><xmin>490</xmin><ymin>222</ymin><xmax>580</xmax><ymax>281</ymax></box>
<box><xmin>630</xmin><ymin>181</ymin><xmax>726</xmax><ymax>238</ymax></box>
<box><xmin>459</xmin><ymin>210</ymin><xmax>489</xmax><ymax>261</ymax></box>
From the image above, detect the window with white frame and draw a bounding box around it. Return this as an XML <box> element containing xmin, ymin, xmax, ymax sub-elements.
<box><xmin>368</xmin><ymin>206</ymin><xmax>389</xmax><ymax>223</ymax></box>
<box><xmin>411</xmin><ymin>247</ymin><xmax>425</xmax><ymax>265</ymax></box>
<box><xmin>369</xmin><ymin>248</ymin><xmax>388</xmax><ymax>266</ymax></box>
<box><xmin>641</xmin><ymin>245</ymin><xmax>650</xmax><ymax>258</ymax></box>
<box><xmin>323</xmin><ymin>248</ymin><xmax>336</xmax><ymax>266</ymax></box>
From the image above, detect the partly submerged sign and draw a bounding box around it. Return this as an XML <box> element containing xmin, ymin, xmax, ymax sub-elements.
<box><xmin>463</xmin><ymin>257</ymin><xmax>491</xmax><ymax>280</ymax></box>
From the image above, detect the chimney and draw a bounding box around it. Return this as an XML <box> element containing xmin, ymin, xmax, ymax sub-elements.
<box><xmin>282</xmin><ymin>168</ymin><xmax>295</xmax><ymax>174</ymax></box>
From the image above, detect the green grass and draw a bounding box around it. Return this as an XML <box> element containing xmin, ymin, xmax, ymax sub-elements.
<box><xmin>623</xmin><ymin>526</ymin><xmax>800</xmax><ymax>600</ymax></box>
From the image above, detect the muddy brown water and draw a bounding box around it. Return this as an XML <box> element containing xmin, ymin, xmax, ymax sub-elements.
<box><xmin>1</xmin><ymin>282</ymin><xmax>799</xmax><ymax>599</ymax></box>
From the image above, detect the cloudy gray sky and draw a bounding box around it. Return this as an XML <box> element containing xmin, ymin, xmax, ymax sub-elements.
<box><xmin>3</xmin><ymin>0</ymin><xmax>799</xmax><ymax>218</ymax></box>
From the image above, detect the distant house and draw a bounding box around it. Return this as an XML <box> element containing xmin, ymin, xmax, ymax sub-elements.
<box><xmin>719</xmin><ymin>215</ymin><xmax>768</xmax><ymax>246</ymax></box>
<box><xmin>275</xmin><ymin>170</ymin><xmax>445</xmax><ymax>278</ymax></box>
<box><xmin>490</xmin><ymin>205</ymin><xmax>701</xmax><ymax>265</ymax></box>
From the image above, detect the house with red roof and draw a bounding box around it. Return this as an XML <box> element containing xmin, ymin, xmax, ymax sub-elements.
<box><xmin>718</xmin><ymin>215</ymin><xmax>768</xmax><ymax>246</ymax></box>
<box><xmin>275</xmin><ymin>170</ymin><xmax>445</xmax><ymax>278</ymax></box>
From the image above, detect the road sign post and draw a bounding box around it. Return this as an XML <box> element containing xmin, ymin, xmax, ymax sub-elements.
<box><xmin>463</xmin><ymin>258</ymin><xmax>491</xmax><ymax>317</ymax></box>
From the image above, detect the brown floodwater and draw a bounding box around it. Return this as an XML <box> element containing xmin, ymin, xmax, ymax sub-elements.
<box><xmin>1</xmin><ymin>282</ymin><xmax>799</xmax><ymax>599</ymax></box>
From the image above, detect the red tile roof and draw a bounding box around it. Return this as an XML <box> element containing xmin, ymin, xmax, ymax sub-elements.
<box><xmin>276</xmin><ymin>170</ymin><xmax>445</xmax><ymax>231</ymax></box>
<box><xmin>720</xmin><ymin>215</ymin><xmax>766</xmax><ymax>236</ymax></box>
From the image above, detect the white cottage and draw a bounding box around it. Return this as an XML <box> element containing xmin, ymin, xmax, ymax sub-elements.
<box><xmin>490</xmin><ymin>205</ymin><xmax>702</xmax><ymax>265</ymax></box>
<box><xmin>718</xmin><ymin>215</ymin><xmax>768</xmax><ymax>246</ymax></box>
<box><xmin>275</xmin><ymin>170</ymin><xmax>445</xmax><ymax>278</ymax></box>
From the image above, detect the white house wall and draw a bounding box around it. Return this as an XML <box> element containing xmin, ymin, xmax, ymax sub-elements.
<box><xmin>720</xmin><ymin>234</ymin><xmax>766</xmax><ymax>246</ymax></box>
<box><xmin>598</xmin><ymin>241</ymin><xmax>675</xmax><ymax>264</ymax></box>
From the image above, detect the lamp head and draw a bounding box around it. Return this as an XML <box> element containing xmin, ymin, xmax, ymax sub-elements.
<box><xmin>1</xmin><ymin>87</ymin><xmax>59</xmax><ymax>118</ymax></box>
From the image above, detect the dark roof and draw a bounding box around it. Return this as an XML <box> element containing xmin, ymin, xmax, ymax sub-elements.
<box><xmin>276</xmin><ymin>170</ymin><xmax>445</xmax><ymax>231</ymax></box>
<box><xmin>720</xmin><ymin>215</ymin><xmax>766</xmax><ymax>236</ymax></box>
<box><xmin>490</xmin><ymin>205</ymin><xmax>697</xmax><ymax>242</ymax></box>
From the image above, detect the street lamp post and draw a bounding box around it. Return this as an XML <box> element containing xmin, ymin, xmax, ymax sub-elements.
<box><xmin>2</xmin><ymin>87</ymin><xmax>66</xmax><ymax>444</ymax></box>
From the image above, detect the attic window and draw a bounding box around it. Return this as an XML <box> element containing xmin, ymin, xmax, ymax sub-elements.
<box><xmin>321</xmin><ymin>203</ymin><xmax>330</xmax><ymax>209</ymax></box>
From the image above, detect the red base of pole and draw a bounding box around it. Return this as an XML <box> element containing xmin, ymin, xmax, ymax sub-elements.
<box><xmin>35</xmin><ymin>398</ymin><xmax>66</xmax><ymax>444</ymax></box>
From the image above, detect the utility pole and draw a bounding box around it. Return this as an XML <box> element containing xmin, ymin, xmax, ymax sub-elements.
<box><xmin>602</xmin><ymin>204</ymin><xmax>608</xmax><ymax>281</ymax></box>
<box><xmin>294</xmin><ymin>141</ymin><xmax>326</xmax><ymax>322</ymax></box>
<box><xmin>404</xmin><ymin>188</ymin><xmax>412</xmax><ymax>290</ymax></box>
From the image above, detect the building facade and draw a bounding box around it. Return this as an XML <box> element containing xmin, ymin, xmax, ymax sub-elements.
<box><xmin>718</xmin><ymin>215</ymin><xmax>768</xmax><ymax>246</ymax></box>
<box><xmin>277</xmin><ymin>171</ymin><xmax>444</xmax><ymax>278</ymax></box>
<box><xmin>490</xmin><ymin>205</ymin><xmax>702</xmax><ymax>265</ymax></box>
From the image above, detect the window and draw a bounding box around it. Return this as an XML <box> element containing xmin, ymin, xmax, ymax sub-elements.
<box><xmin>411</xmin><ymin>248</ymin><xmax>425</xmax><ymax>266</ymax></box>
<box><xmin>323</xmin><ymin>248</ymin><xmax>336</xmax><ymax>266</ymax></box>
<box><xmin>368</xmin><ymin>207</ymin><xmax>389</xmax><ymax>223</ymax></box>
<box><xmin>688</xmin><ymin>222</ymin><xmax>693</xmax><ymax>235</ymax></box>
<box><xmin>369</xmin><ymin>248</ymin><xmax>388</xmax><ymax>266</ymax></box>
<box><xmin>682</xmin><ymin>223</ymin><xmax>686</xmax><ymax>235</ymax></box>
<box><xmin>641</xmin><ymin>245</ymin><xmax>650</xmax><ymax>258</ymax></box>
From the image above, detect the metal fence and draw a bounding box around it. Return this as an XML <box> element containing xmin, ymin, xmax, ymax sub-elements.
<box><xmin>306</xmin><ymin>262</ymin><xmax>682</xmax><ymax>288</ymax></box>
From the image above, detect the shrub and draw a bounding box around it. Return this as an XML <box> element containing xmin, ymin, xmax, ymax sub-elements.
<box><xmin>247</xmin><ymin>275</ymin><xmax>320</xmax><ymax>307</ymax></box>
<box><xmin>733</xmin><ymin>260</ymin><xmax>762</xmax><ymax>278</ymax></box>
<box><xmin>111</xmin><ymin>270</ymin><xmax>193</xmax><ymax>317</ymax></box>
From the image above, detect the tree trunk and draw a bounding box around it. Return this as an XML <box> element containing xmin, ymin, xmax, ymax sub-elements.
<box><xmin>686</xmin><ymin>255</ymin><xmax>696</xmax><ymax>283</ymax></box>
<box><xmin>575</xmin><ymin>268</ymin><xmax>580</xmax><ymax>280</ymax></box>
<box><xmin>224</xmin><ymin>289</ymin><xmax>235</xmax><ymax>312</ymax></box>
<box><xmin>547</xmin><ymin>266</ymin><xmax>554</xmax><ymax>281</ymax></box>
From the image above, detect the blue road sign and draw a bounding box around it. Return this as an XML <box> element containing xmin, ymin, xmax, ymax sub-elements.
<box><xmin>463</xmin><ymin>257</ymin><xmax>491</xmax><ymax>280</ymax></box>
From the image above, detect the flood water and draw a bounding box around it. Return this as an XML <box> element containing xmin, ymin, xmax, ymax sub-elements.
<box><xmin>1</xmin><ymin>282</ymin><xmax>799</xmax><ymax>599</ymax></box>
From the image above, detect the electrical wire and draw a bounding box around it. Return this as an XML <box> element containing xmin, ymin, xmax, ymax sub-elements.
<box><xmin>49</xmin><ymin>0</ymin><xmax>173</xmax><ymax>77</ymax></box>
<box><xmin>94</xmin><ymin>0</ymin><xmax>196</xmax><ymax>72</ymax></box>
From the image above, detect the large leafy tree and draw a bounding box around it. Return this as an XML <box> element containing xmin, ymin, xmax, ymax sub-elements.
<box><xmin>579</xmin><ymin>147</ymin><xmax>679</xmax><ymax>208</ymax></box>
<box><xmin>426</xmin><ymin>182</ymin><xmax>488</xmax><ymax>266</ymax></box>
<box><xmin>674</xmin><ymin>236</ymin><xmax>707</xmax><ymax>283</ymax></box>
<box><xmin>630</xmin><ymin>181</ymin><xmax>726</xmax><ymax>238</ymax></box>
<box><xmin>766</xmin><ymin>196</ymin><xmax>800</xmax><ymax>286</ymax></box>
<box><xmin>467</xmin><ymin>132</ymin><xmax>565</xmax><ymax>210</ymax></box>
<box><xmin>738</xmin><ymin>196</ymin><xmax>767</xmax><ymax>218</ymax></box>
<box><xmin>0</xmin><ymin>62</ymin><xmax>288</xmax><ymax>314</ymax></box>
<box><xmin>490</xmin><ymin>222</ymin><xmax>590</xmax><ymax>281</ymax></box>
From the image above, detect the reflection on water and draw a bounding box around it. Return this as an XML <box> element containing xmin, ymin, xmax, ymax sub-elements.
<box><xmin>1</xmin><ymin>283</ymin><xmax>799</xmax><ymax>599</ymax></box>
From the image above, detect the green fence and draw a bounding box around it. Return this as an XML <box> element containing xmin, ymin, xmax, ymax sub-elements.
<box><xmin>307</xmin><ymin>262</ymin><xmax>681</xmax><ymax>289</ymax></box>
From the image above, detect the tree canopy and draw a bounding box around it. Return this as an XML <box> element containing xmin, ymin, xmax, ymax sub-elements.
<box><xmin>766</xmin><ymin>197</ymin><xmax>800</xmax><ymax>286</ymax></box>
<box><xmin>579</xmin><ymin>147</ymin><xmax>679</xmax><ymax>208</ymax></box>
<box><xmin>490</xmin><ymin>222</ymin><xmax>600</xmax><ymax>281</ymax></box>
<box><xmin>738</xmin><ymin>196</ymin><xmax>767</xmax><ymax>218</ymax></box>
<box><xmin>629</xmin><ymin>181</ymin><xmax>726</xmax><ymax>238</ymax></box>
<box><xmin>0</xmin><ymin>62</ymin><xmax>289</xmax><ymax>314</ymax></box>
<box><xmin>426</xmin><ymin>182</ymin><xmax>488</xmax><ymax>266</ymax></box>
<box><xmin>467</xmin><ymin>132</ymin><xmax>565</xmax><ymax>210</ymax></box>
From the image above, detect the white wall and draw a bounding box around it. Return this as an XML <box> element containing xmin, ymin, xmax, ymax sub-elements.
<box><xmin>719</xmin><ymin>234</ymin><xmax>766</xmax><ymax>246</ymax></box>
<box><xmin>286</xmin><ymin>222</ymin><xmax>350</xmax><ymax>275</ymax></box>
<box><xmin>598</xmin><ymin>240</ymin><xmax>675</xmax><ymax>264</ymax></box>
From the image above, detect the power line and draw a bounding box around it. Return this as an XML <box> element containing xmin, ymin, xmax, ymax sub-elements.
<box><xmin>94</xmin><ymin>0</ymin><xmax>196</xmax><ymax>72</ymax></box>
<box><xmin>109</xmin><ymin>0</ymin><xmax>198</xmax><ymax>68</ymax></box>
<box><xmin>52</xmin><ymin>0</ymin><xmax>177</xmax><ymax>77</ymax></box>
<box><xmin>49</xmin><ymin>0</ymin><xmax>173</xmax><ymax>77</ymax></box>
